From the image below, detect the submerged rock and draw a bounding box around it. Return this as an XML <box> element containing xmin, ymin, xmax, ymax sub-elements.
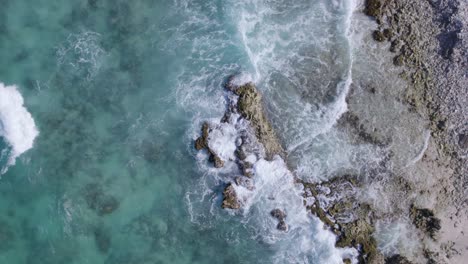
<box><xmin>83</xmin><ymin>183</ymin><xmax>120</xmax><ymax>216</ymax></box>
<box><xmin>0</xmin><ymin>220</ymin><xmax>14</xmax><ymax>252</ymax></box>
<box><xmin>94</xmin><ymin>226</ymin><xmax>111</xmax><ymax>254</ymax></box>
<box><xmin>222</xmin><ymin>183</ymin><xmax>240</xmax><ymax>209</ymax></box>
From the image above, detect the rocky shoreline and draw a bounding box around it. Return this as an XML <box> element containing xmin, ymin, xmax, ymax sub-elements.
<box><xmin>363</xmin><ymin>0</ymin><xmax>468</xmax><ymax>263</ymax></box>
<box><xmin>194</xmin><ymin>80</ymin><xmax>388</xmax><ymax>263</ymax></box>
<box><xmin>193</xmin><ymin>1</ymin><xmax>467</xmax><ymax>263</ymax></box>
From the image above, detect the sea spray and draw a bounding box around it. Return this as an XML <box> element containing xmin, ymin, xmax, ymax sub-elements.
<box><xmin>0</xmin><ymin>83</ymin><xmax>39</xmax><ymax>174</ymax></box>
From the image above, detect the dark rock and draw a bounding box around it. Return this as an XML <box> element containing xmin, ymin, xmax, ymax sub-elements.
<box><xmin>240</xmin><ymin>162</ymin><xmax>254</xmax><ymax>177</ymax></box>
<box><xmin>458</xmin><ymin>134</ymin><xmax>468</xmax><ymax>149</ymax></box>
<box><xmin>343</xmin><ymin>259</ymin><xmax>352</xmax><ymax>264</ymax></box>
<box><xmin>194</xmin><ymin>122</ymin><xmax>210</xmax><ymax>150</ymax></box>
<box><xmin>277</xmin><ymin>220</ymin><xmax>288</xmax><ymax>231</ymax></box>
<box><xmin>393</xmin><ymin>54</ymin><xmax>405</xmax><ymax>66</ymax></box>
<box><xmin>373</xmin><ymin>30</ymin><xmax>386</xmax><ymax>42</ymax></box>
<box><xmin>94</xmin><ymin>226</ymin><xmax>111</xmax><ymax>254</ymax></box>
<box><xmin>383</xmin><ymin>28</ymin><xmax>394</xmax><ymax>40</ymax></box>
<box><xmin>364</xmin><ymin>0</ymin><xmax>382</xmax><ymax>18</ymax></box>
<box><xmin>410</xmin><ymin>206</ymin><xmax>441</xmax><ymax>239</ymax></box>
<box><xmin>209</xmin><ymin>154</ymin><xmax>224</xmax><ymax>168</ymax></box>
<box><xmin>235</xmin><ymin>148</ymin><xmax>247</xmax><ymax>160</ymax></box>
<box><xmin>385</xmin><ymin>254</ymin><xmax>412</xmax><ymax>264</ymax></box>
<box><xmin>390</xmin><ymin>40</ymin><xmax>401</xmax><ymax>53</ymax></box>
<box><xmin>270</xmin><ymin>209</ymin><xmax>287</xmax><ymax>221</ymax></box>
<box><xmin>222</xmin><ymin>183</ymin><xmax>240</xmax><ymax>209</ymax></box>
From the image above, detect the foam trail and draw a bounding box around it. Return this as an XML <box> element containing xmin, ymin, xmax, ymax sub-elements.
<box><xmin>405</xmin><ymin>130</ymin><xmax>431</xmax><ymax>167</ymax></box>
<box><xmin>233</xmin><ymin>0</ymin><xmax>358</xmax><ymax>156</ymax></box>
<box><xmin>0</xmin><ymin>83</ymin><xmax>39</xmax><ymax>174</ymax></box>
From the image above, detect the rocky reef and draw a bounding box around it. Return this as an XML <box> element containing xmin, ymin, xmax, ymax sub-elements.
<box><xmin>194</xmin><ymin>78</ymin><xmax>388</xmax><ymax>259</ymax></box>
<box><xmin>225</xmin><ymin>78</ymin><xmax>285</xmax><ymax>159</ymax></box>
<box><xmin>194</xmin><ymin>79</ymin><xmax>285</xmax><ymax>211</ymax></box>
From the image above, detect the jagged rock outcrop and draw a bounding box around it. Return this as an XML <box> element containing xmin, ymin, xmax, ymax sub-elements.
<box><xmin>222</xmin><ymin>183</ymin><xmax>240</xmax><ymax>209</ymax></box>
<box><xmin>271</xmin><ymin>209</ymin><xmax>288</xmax><ymax>231</ymax></box>
<box><xmin>226</xmin><ymin>80</ymin><xmax>285</xmax><ymax>159</ymax></box>
<box><xmin>194</xmin><ymin>122</ymin><xmax>224</xmax><ymax>168</ymax></box>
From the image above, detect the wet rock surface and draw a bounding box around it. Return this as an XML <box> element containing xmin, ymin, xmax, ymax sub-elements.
<box><xmin>227</xmin><ymin>80</ymin><xmax>285</xmax><ymax>159</ymax></box>
<box><xmin>271</xmin><ymin>209</ymin><xmax>288</xmax><ymax>231</ymax></box>
<box><xmin>194</xmin><ymin>122</ymin><xmax>225</xmax><ymax>168</ymax></box>
<box><xmin>221</xmin><ymin>183</ymin><xmax>240</xmax><ymax>209</ymax></box>
<box><xmin>301</xmin><ymin>176</ymin><xmax>384</xmax><ymax>263</ymax></box>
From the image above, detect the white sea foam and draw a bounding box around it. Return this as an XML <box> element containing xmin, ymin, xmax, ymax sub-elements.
<box><xmin>0</xmin><ymin>83</ymin><xmax>39</xmax><ymax>174</ymax></box>
<box><xmin>56</xmin><ymin>31</ymin><xmax>105</xmax><ymax>80</ymax></box>
<box><xmin>375</xmin><ymin>218</ymin><xmax>422</xmax><ymax>259</ymax></box>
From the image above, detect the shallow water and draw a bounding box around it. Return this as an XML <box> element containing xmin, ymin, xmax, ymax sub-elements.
<box><xmin>0</xmin><ymin>0</ymin><xmax>430</xmax><ymax>263</ymax></box>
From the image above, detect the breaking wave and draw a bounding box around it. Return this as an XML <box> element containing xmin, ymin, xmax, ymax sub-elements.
<box><xmin>0</xmin><ymin>83</ymin><xmax>39</xmax><ymax>174</ymax></box>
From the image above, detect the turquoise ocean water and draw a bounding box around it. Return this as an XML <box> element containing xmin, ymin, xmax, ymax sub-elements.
<box><xmin>0</xmin><ymin>1</ymin><xmax>374</xmax><ymax>263</ymax></box>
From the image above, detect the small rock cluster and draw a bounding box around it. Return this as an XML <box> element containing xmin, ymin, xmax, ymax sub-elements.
<box><xmin>270</xmin><ymin>209</ymin><xmax>288</xmax><ymax>231</ymax></box>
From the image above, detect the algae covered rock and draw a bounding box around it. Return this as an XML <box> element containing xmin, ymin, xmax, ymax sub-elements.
<box><xmin>222</xmin><ymin>183</ymin><xmax>240</xmax><ymax>209</ymax></box>
<box><xmin>336</xmin><ymin>220</ymin><xmax>376</xmax><ymax>252</ymax></box>
<box><xmin>364</xmin><ymin>0</ymin><xmax>382</xmax><ymax>18</ymax></box>
<box><xmin>194</xmin><ymin>122</ymin><xmax>225</xmax><ymax>168</ymax></box>
<box><xmin>230</xmin><ymin>82</ymin><xmax>284</xmax><ymax>159</ymax></box>
<box><xmin>194</xmin><ymin>122</ymin><xmax>209</xmax><ymax>150</ymax></box>
<box><xmin>410</xmin><ymin>206</ymin><xmax>441</xmax><ymax>239</ymax></box>
<box><xmin>209</xmin><ymin>154</ymin><xmax>225</xmax><ymax>168</ymax></box>
<box><xmin>373</xmin><ymin>30</ymin><xmax>386</xmax><ymax>42</ymax></box>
